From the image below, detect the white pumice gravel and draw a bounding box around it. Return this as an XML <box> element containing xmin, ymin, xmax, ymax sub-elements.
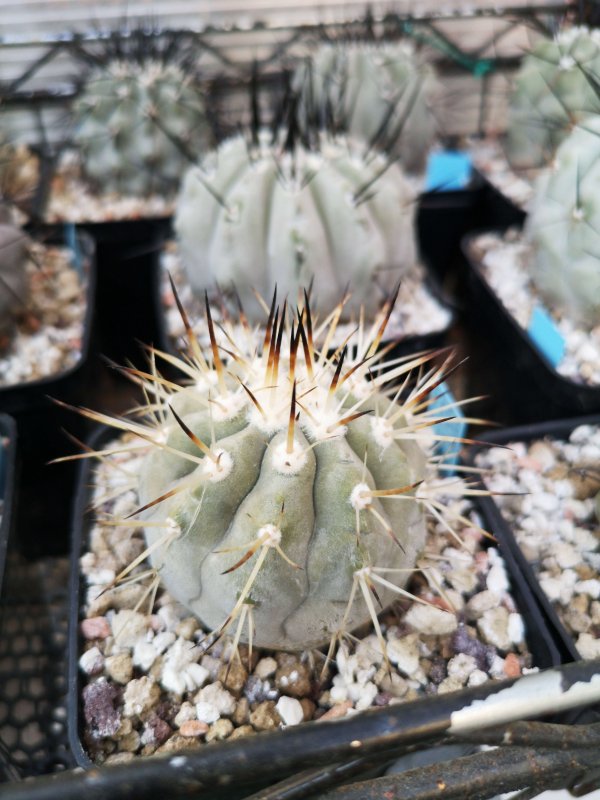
<box><xmin>159</xmin><ymin>242</ymin><xmax>453</xmax><ymax>349</ymax></box>
<box><xmin>0</xmin><ymin>243</ymin><xmax>87</xmax><ymax>386</ymax></box>
<box><xmin>78</xmin><ymin>435</ymin><xmax>536</xmax><ymax>763</ymax></box>
<box><xmin>476</xmin><ymin>424</ymin><xmax>600</xmax><ymax>657</ymax></box>
<box><xmin>469</xmin><ymin>231</ymin><xmax>600</xmax><ymax>386</ymax></box>
<box><xmin>470</xmin><ymin>137</ymin><xmax>536</xmax><ymax>211</ymax></box>
<box><xmin>44</xmin><ymin>151</ymin><xmax>173</xmax><ymax>223</ymax></box>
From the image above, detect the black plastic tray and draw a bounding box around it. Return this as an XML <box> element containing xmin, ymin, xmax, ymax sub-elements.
<box><xmin>463</xmin><ymin>229</ymin><xmax>600</xmax><ymax>423</ymax></box>
<box><xmin>467</xmin><ymin>415</ymin><xmax>600</xmax><ymax>665</ymax></box>
<box><xmin>69</xmin><ymin>424</ymin><xmax>563</xmax><ymax>778</ymax></box>
<box><xmin>0</xmin><ymin>414</ymin><xmax>17</xmax><ymax>594</ymax></box>
<box><xmin>474</xmin><ymin>171</ymin><xmax>527</xmax><ymax>232</ymax></box>
<box><xmin>78</xmin><ymin>217</ymin><xmax>172</xmax><ymax>365</ymax></box>
<box><xmin>0</xmin><ymin>226</ymin><xmax>96</xmax><ymax>557</ymax></box>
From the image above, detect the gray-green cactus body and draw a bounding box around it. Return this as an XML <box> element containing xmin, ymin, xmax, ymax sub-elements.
<box><xmin>73</xmin><ymin>61</ymin><xmax>211</xmax><ymax>196</ymax></box>
<box><xmin>138</xmin><ymin>352</ymin><xmax>426</xmax><ymax>651</ymax></box>
<box><xmin>174</xmin><ymin>132</ymin><xmax>417</xmax><ymax>321</ymax></box>
<box><xmin>526</xmin><ymin>117</ymin><xmax>600</xmax><ymax>326</ymax></box>
<box><xmin>0</xmin><ymin>216</ymin><xmax>29</xmax><ymax>337</ymax></box>
<box><xmin>294</xmin><ymin>42</ymin><xmax>437</xmax><ymax>173</ymax></box>
<box><xmin>506</xmin><ymin>27</ymin><xmax>600</xmax><ymax>169</ymax></box>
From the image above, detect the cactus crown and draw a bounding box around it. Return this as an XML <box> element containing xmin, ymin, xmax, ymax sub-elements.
<box><xmin>174</xmin><ymin>126</ymin><xmax>416</xmax><ymax>322</ymax></box>
<box><xmin>506</xmin><ymin>26</ymin><xmax>600</xmax><ymax>169</ymax></box>
<box><xmin>292</xmin><ymin>38</ymin><xmax>437</xmax><ymax>173</ymax></box>
<box><xmin>526</xmin><ymin>116</ymin><xmax>600</xmax><ymax>326</ymax></box>
<box><xmin>66</xmin><ymin>287</ymin><xmax>484</xmax><ymax>659</ymax></box>
<box><xmin>72</xmin><ymin>27</ymin><xmax>213</xmax><ymax>197</ymax></box>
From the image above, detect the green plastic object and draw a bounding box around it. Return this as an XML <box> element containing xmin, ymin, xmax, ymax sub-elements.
<box><xmin>506</xmin><ymin>27</ymin><xmax>600</xmax><ymax>169</ymax></box>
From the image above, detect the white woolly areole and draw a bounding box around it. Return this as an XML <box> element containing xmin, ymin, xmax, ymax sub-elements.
<box><xmin>166</xmin><ymin>517</ymin><xmax>182</xmax><ymax>538</ymax></box>
<box><xmin>211</xmin><ymin>391</ymin><xmax>246</xmax><ymax>422</ymax></box>
<box><xmin>371</xmin><ymin>415</ymin><xmax>394</xmax><ymax>449</ymax></box>
<box><xmin>350</xmin><ymin>482</ymin><xmax>372</xmax><ymax>511</ymax></box>
<box><xmin>271</xmin><ymin>439</ymin><xmax>308</xmax><ymax>475</ymax></box>
<box><xmin>572</xmin><ymin>206</ymin><xmax>585</xmax><ymax>221</ymax></box>
<box><xmin>558</xmin><ymin>54</ymin><xmax>576</xmax><ymax>71</ymax></box>
<box><xmin>195</xmin><ymin>371</ymin><xmax>219</xmax><ymax>394</ymax></box>
<box><xmin>202</xmin><ymin>449</ymin><xmax>233</xmax><ymax>482</ymax></box>
<box><xmin>257</xmin><ymin>524</ymin><xmax>282</xmax><ymax>547</ymax></box>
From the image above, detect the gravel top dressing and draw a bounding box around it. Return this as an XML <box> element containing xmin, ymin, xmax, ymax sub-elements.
<box><xmin>78</xmin><ymin>434</ymin><xmax>535</xmax><ymax>765</ymax></box>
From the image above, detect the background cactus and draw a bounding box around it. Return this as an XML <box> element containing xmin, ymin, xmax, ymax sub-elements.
<box><xmin>526</xmin><ymin>117</ymin><xmax>600</xmax><ymax>327</ymax></box>
<box><xmin>72</xmin><ymin>32</ymin><xmax>212</xmax><ymax>197</ymax></box>
<box><xmin>0</xmin><ymin>211</ymin><xmax>29</xmax><ymax>339</ymax></box>
<box><xmin>174</xmin><ymin>131</ymin><xmax>417</xmax><ymax>321</ymax></box>
<box><xmin>293</xmin><ymin>40</ymin><xmax>437</xmax><ymax>173</ymax></box>
<box><xmin>505</xmin><ymin>27</ymin><xmax>600</xmax><ymax>170</ymax></box>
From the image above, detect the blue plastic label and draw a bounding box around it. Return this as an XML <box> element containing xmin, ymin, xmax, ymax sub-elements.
<box><xmin>64</xmin><ymin>222</ymin><xmax>84</xmax><ymax>275</ymax></box>
<box><xmin>527</xmin><ymin>304</ymin><xmax>566</xmax><ymax>367</ymax></box>
<box><xmin>425</xmin><ymin>151</ymin><xmax>473</xmax><ymax>192</ymax></box>
<box><xmin>430</xmin><ymin>381</ymin><xmax>467</xmax><ymax>472</ymax></box>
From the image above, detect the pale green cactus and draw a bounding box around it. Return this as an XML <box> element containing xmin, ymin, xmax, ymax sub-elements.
<box><xmin>506</xmin><ymin>27</ymin><xmax>600</xmax><ymax>169</ymax></box>
<box><xmin>73</xmin><ymin>56</ymin><xmax>211</xmax><ymax>196</ymax></box>
<box><xmin>293</xmin><ymin>40</ymin><xmax>437</xmax><ymax>173</ymax></box>
<box><xmin>78</xmin><ymin>289</ymin><xmax>465</xmax><ymax>653</ymax></box>
<box><xmin>174</xmin><ymin>131</ymin><xmax>417</xmax><ymax>322</ymax></box>
<box><xmin>526</xmin><ymin>117</ymin><xmax>600</xmax><ymax>326</ymax></box>
<box><xmin>0</xmin><ymin>210</ymin><xmax>29</xmax><ymax>337</ymax></box>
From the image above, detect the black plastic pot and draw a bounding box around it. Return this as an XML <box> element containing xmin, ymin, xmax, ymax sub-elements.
<box><xmin>0</xmin><ymin>413</ymin><xmax>17</xmax><ymax>593</ymax></box>
<box><xmin>462</xmin><ymin>229</ymin><xmax>600</xmax><ymax>424</ymax></box>
<box><xmin>417</xmin><ymin>178</ymin><xmax>485</xmax><ymax>289</ymax></box>
<box><xmin>0</xmin><ymin>225</ymin><xmax>96</xmax><ymax>557</ymax></box>
<box><xmin>69</xmin><ymin>425</ymin><xmax>563</xmax><ymax>780</ymax></box>
<box><xmin>78</xmin><ymin>217</ymin><xmax>172</xmax><ymax>365</ymax></box>
<box><xmin>467</xmin><ymin>415</ymin><xmax>600</xmax><ymax>666</ymax></box>
<box><xmin>474</xmin><ymin>171</ymin><xmax>527</xmax><ymax>232</ymax></box>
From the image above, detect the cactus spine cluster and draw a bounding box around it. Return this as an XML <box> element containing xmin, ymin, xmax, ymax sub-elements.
<box><xmin>506</xmin><ymin>27</ymin><xmax>600</xmax><ymax>169</ymax></box>
<box><xmin>77</xmin><ymin>289</ymin><xmax>466</xmax><ymax>653</ymax></box>
<box><xmin>174</xmin><ymin>131</ymin><xmax>416</xmax><ymax>321</ymax></box>
<box><xmin>72</xmin><ymin>43</ymin><xmax>211</xmax><ymax>197</ymax></box>
<box><xmin>293</xmin><ymin>41</ymin><xmax>437</xmax><ymax>173</ymax></box>
<box><xmin>526</xmin><ymin>117</ymin><xmax>600</xmax><ymax>327</ymax></box>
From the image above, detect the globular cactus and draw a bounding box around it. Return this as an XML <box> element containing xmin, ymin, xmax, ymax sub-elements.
<box><xmin>506</xmin><ymin>27</ymin><xmax>600</xmax><ymax>169</ymax></box>
<box><xmin>79</xmin><ymin>290</ymin><xmax>464</xmax><ymax>653</ymax></box>
<box><xmin>72</xmin><ymin>32</ymin><xmax>212</xmax><ymax>197</ymax></box>
<box><xmin>174</xmin><ymin>131</ymin><xmax>417</xmax><ymax>321</ymax></box>
<box><xmin>0</xmin><ymin>208</ymin><xmax>29</xmax><ymax>338</ymax></box>
<box><xmin>293</xmin><ymin>41</ymin><xmax>437</xmax><ymax>173</ymax></box>
<box><xmin>526</xmin><ymin>117</ymin><xmax>600</xmax><ymax>326</ymax></box>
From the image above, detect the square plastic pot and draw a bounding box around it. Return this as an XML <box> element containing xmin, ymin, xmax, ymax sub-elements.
<box><xmin>68</xmin><ymin>424</ymin><xmax>564</xmax><ymax>786</ymax></box>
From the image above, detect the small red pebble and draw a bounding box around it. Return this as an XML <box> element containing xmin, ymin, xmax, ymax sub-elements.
<box><xmin>179</xmin><ymin>720</ymin><xmax>209</xmax><ymax>737</ymax></box>
<box><xmin>503</xmin><ymin>653</ymin><xmax>521</xmax><ymax>678</ymax></box>
<box><xmin>317</xmin><ymin>701</ymin><xmax>352</xmax><ymax>721</ymax></box>
<box><xmin>518</xmin><ymin>456</ymin><xmax>542</xmax><ymax>472</ymax></box>
<box><xmin>474</xmin><ymin>551</ymin><xmax>489</xmax><ymax>573</ymax></box>
<box><xmin>81</xmin><ymin>616</ymin><xmax>111</xmax><ymax>640</ymax></box>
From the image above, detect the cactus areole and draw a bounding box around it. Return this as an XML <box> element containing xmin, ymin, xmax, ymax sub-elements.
<box><xmin>174</xmin><ymin>132</ymin><xmax>416</xmax><ymax>322</ymax></box>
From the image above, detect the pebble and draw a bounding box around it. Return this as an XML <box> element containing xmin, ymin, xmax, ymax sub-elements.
<box><xmin>276</xmin><ymin>696</ymin><xmax>304</xmax><ymax>727</ymax></box>
<box><xmin>105</xmin><ymin>654</ymin><xmax>134</xmax><ymax>685</ymax></box>
<box><xmin>195</xmin><ymin>682</ymin><xmax>236</xmax><ymax>721</ymax></box>
<box><xmin>478</xmin><ymin>607</ymin><xmax>512</xmax><ymax>651</ymax></box>
<box><xmin>179</xmin><ymin>720</ymin><xmax>209</xmax><ymax>738</ymax></box>
<box><xmin>386</xmin><ymin>634</ymin><xmax>420</xmax><ymax>677</ymax></box>
<box><xmin>318</xmin><ymin>701</ymin><xmax>353</xmax><ymax>721</ymax></box>
<box><xmin>275</xmin><ymin>661</ymin><xmax>311</xmax><ymax>698</ymax></box>
<box><xmin>79</xmin><ymin>647</ymin><xmax>105</xmax><ymax>676</ymax></box>
<box><xmin>110</xmin><ymin>610</ymin><xmax>149</xmax><ymax>648</ymax></box>
<box><xmin>405</xmin><ymin>604</ymin><xmax>458</xmax><ymax>635</ymax></box>
<box><xmin>229</xmin><ymin>724</ymin><xmax>255</xmax><ymax>740</ymax></box>
<box><xmin>173</xmin><ymin>702</ymin><xmax>196</xmax><ymax>728</ymax></box>
<box><xmin>81</xmin><ymin>617</ymin><xmax>111</xmax><ymax>640</ymax></box>
<box><xmin>123</xmin><ymin>677</ymin><xmax>161</xmax><ymax>719</ymax></box>
<box><xmin>254</xmin><ymin>657</ymin><xmax>278</xmax><ymax>679</ymax></box>
<box><xmin>249</xmin><ymin>701</ymin><xmax>281</xmax><ymax>731</ymax></box>
<box><xmin>83</xmin><ymin>679</ymin><xmax>121</xmax><ymax>739</ymax></box>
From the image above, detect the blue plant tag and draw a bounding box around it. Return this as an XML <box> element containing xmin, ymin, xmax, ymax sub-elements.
<box><xmin>527</xmin><ymin>304</ymin><xmax>566</xmax><ymax>367</ymax></box>
<box><xmin>430</xmin><ymin>381</ymin><xmax>467</xmax><ymax>473</ymax></box>
<box><xmin>425</xmin><ymin>151</ymin><xmax>473</xmax><ymax>192</ymax></box>
<box><xmin>64</xmin><ymin>222</ymin><xmax>84</xmax><ymax>276</ymax></box>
